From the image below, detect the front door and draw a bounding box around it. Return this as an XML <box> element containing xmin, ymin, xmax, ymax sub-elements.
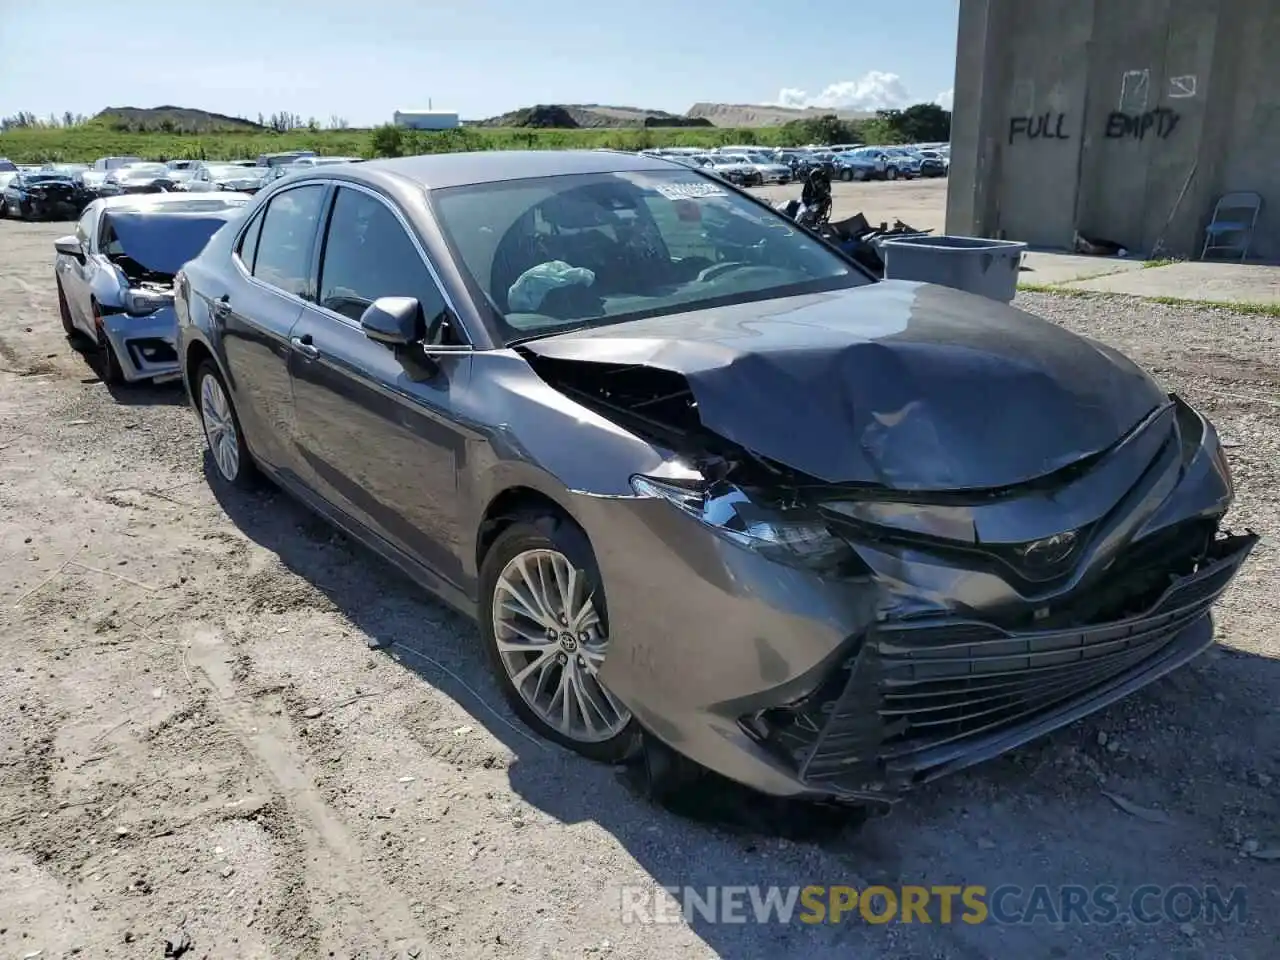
<box><xmin>219</xmin><ymin>182</ymin><xmax>328</xmax><ymax>472</ymax></box>
<box><xmin>288</xmin><ymin>184</ymin><xmax>474</xmax><ymax>590</ymax></box>
<box><xmin>57</xmin><ymin>203</ymin><xmax>100</xmax><ymax>336</ymax></box>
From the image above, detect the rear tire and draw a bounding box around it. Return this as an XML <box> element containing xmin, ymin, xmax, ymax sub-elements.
<box><xmin>885</xmin><ymin>166</ymin><xmax>899</xmax><ymax>181</ymax></box>
<box><xmin>479</xmin><ymin>513</ymin><xmax>639</xmax><ymax>764</ymax></box>
<box><xmin>195</xmin><ymin>360</ymin><xmax>259</xmax><ymax>490</ymax></box>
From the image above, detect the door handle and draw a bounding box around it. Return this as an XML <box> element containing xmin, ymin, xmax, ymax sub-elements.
<box><xmin>210</xmin><ymin>294</ymin><xmax>231</xmax><ymax>319</ymax></box>
<box><xmin>290</xmin><ymin>334</ymin><xmax>320</xmax><ymax>360</ymax></box>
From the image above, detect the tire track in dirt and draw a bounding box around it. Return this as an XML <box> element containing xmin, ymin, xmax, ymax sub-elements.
<box><xmin>186</xmin><ymin>625</ymin><xmax>440</xmax><ymax>958</ymax></box>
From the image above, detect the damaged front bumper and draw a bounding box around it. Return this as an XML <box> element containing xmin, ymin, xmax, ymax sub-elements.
<box><xmin>576</xmin><ymin>398</ymin><xmax>1256</xmax><ymax>804</ymax></box>
<box><xmin>102</xmin><ymin>305</ymin><xmax>181</xmax><ymax>382</ymax></box>
<box><xmin>752</xmin><ymin>531</ymin><xmax>1255</xmax><ymax>801</ymax></box>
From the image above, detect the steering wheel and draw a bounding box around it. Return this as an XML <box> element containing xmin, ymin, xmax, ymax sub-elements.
<box><xmin>697</xmin><ymin>261</ymin><xmax>753</xmax><ymax>283</ymax></box>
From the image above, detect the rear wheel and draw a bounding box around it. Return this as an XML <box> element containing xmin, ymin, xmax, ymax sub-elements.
<box><xmin>479</xmin><ymin>514</ymin><xmax>638</xmax><ymax>763</ymax></box>
<box><xmin>195</xmin><ymin>360</ymin><xmax>258</xmax><ymax>489</ymax></box>
<box><xmin>885</xmin><ymin>166</ymin><xmax>899</xmax><ymax>181</ymax></box>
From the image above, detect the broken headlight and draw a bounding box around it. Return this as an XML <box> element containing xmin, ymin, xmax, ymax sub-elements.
<box><xmin>630</xmin><ymin>474</ymin><xmax>858</xmax><ymax>573</ymax></box>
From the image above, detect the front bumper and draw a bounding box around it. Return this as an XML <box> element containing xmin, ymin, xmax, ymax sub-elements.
<box><xmin>770</xmin><ymin>532</ymin><xmax>1254</xmax><ymax>801</ymax></box>
<box><xmin>580</xmin><ymin>404</ymin><xmax>1255</xmax><ymax>802</ymax></box>
<box><xmin>102</xmin><ymin>305</ymin><xmax>181</xmax><ymax>382</ymax></box>
<box><xmin>21</xmin><ymin>194</ymin><xmax>85</xmax><ymax>220</ymax></box>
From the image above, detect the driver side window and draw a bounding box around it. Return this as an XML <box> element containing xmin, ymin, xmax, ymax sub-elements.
<box><xmin>316</xmin><ymin>186</ymin><xmax>451</xmax><ymax>335</ymax></box>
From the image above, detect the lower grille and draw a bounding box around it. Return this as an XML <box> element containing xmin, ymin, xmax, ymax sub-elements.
<box><xmin>796</xmin><ymin>532</ymin><xmax>1256</xmax><ymax>795</ymax></box>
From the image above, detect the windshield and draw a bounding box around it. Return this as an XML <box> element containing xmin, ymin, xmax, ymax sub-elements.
<box><xmin>205</xmin><ymin>165</ymin><xmax>260</xmax><ymax>179</ymax></box>
<box><xmin>100</xmin><ymin>210</ymin><xmax>236</xmax><ymax>278</ymax></box>
<box><xmin>117</xmin><ymin>163</ymin><xmax>169</xmax><ymax>178</ymax></box>
<box><xmin>23</xmin><ymin>173</ymin><xmax>74</xmax><ymax>184</ymax></box>
<box><xmin>431</xmin><ymin>170</ymin><xmax>869</xmax><ymax>345</ymax></box>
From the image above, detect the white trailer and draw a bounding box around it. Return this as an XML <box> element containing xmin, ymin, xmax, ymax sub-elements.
<box><xmin>393</xmin><ymin>110</ymin><xmax>460</xmax><ymax>130</ymax></box>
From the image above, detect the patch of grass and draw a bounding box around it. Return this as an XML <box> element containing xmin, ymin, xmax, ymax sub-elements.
<box><xmin>1016</xmin><ymin>283</ymin><xmax>1093</xmax><ymax>296</ymax></box>
<box><xmin>0</xmin><ymin>122</ymin><xmax>792</xmax><ymax>163</ymax></box>
<box><xmin>1016</xmin><ymin>286</ymin><xmax>1280</xmax><ymax>316</ymax></box>
<box><xmin>1145</xmin><ymin>295</ymin><xmax>1280</xmax><ymax>317</ymax></box>
<box><xmin>1142</xmin><ymin>258</ymin><xmax>1182</xmax><ymax>269</ymax></box>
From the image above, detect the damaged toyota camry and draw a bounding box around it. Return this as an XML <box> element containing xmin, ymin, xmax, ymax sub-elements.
<box><xmin>174</xmin><ymin>150</ymin><xmax>1256</xmax><ymax>808</ymax></box>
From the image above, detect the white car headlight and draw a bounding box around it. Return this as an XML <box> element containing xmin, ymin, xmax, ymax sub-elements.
<box><xmin>124</xmin><ymin>289</ymin><xmax>174</xmax><ymax>316</ymax></box>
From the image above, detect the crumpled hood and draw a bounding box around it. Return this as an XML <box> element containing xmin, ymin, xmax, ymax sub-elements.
<box><xmin>521</xmin><ymin>280</ymin><xmax>1168</xmax><ymax>491</ymax></box>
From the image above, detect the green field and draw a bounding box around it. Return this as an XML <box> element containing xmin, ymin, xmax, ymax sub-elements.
<box><xmin>0</xmin><ymin>123</ymin><xmax>802</xmax><ymax>164</ymax></box>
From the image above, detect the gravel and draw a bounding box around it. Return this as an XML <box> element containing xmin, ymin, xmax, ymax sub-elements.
<box><xmin>0</xmin><ymin>220</ymin><xmax>1275</xmax><ymax>959</ymax></box>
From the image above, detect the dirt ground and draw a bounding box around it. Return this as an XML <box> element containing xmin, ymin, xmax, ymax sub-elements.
<box><xmin>0</xmin><ymin>186</ymin><xmax>1276</xmax><ymax>959</ymax></box>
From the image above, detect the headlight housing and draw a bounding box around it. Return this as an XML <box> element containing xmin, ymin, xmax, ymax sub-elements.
<box><xmin>124</xmin><ymin>289</ymin><xmax>174</xmax><ymax>316</ymax></box>
<box><xmin>630</xmin><ymin>474</ymin><xmax>860</xmax><ymax>573</ymax></box>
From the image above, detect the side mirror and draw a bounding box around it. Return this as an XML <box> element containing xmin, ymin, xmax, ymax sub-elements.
<box><xmin>54</xmin><ymin>236</ymin><xmax>84</xmax><ymax>260</ymax></box>
<box><xmin>360</xmin><ymin>296</ymin><xmax>424</xmax><ymax>347</ymax></box>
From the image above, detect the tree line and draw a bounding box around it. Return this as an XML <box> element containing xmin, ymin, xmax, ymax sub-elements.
<box><xmin>779</xmin><ymin>104</ymin><xmax>952</xmax><ymax>145</ymax></box>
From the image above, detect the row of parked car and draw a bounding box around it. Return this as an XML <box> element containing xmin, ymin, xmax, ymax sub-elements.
<box><xmin>640</xmin><ymin>142</ymin><xmax>950</xmax><ymax>187</ymax></box>
<box><xmin>32</xmin><ymin>147</ymin><xmax>1254</xmax><ymax>814</ymax></box>
<box><xmin>0</xmin><ymin>151</ymin><xmax>363</xmax><ymax>221</ymax></box>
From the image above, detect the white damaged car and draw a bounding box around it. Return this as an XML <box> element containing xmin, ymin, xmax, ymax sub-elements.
<box><xmin>53</xmin><ymin>192</ymin><xmax>251</xmax><ymax>386</ymax></box>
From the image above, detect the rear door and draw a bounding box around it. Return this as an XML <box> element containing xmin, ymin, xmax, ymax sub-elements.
<box><xmin>219</xmin><ymin>182</ymin><xmax>328</xmax><ymax>473</ymax></box>
<box><xmin>288</xmin><ymin>183</ymin><xmax>473</xmax><ymax>588</ymax></box>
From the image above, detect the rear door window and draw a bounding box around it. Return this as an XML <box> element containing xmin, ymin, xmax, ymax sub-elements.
<box><xmin>251</xmin><ymin>184</ymin><xmax>326</xmax><ymax>298</ymax></box>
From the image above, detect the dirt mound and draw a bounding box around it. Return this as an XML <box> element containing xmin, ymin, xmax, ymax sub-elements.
<box><xmin>94</xmin><ymin>105</ymin><xmax>264</xmax><ymax>133</ymax></box>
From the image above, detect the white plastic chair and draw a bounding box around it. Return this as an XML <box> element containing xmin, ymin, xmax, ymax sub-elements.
<box><xmin>1200</xmin><ymin>192</ymin><xmax>1262</xmax><ymax>262</ymax></box>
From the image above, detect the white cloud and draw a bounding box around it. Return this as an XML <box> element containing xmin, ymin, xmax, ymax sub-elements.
<box><xmin>772</xmin><ymin>72</ymin><xmax>955</xmax><ymax>112</ymax></box>
<box><xmin>772</xmin><ymin>71</ymin><xmax>915</xmax><ymax>112</ymax></box>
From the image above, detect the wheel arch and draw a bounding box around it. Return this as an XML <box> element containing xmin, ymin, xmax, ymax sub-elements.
<box><xmin>476</xmin><ymin>486</ymin><xmax>583</xmax><ymax>575</ymax></box>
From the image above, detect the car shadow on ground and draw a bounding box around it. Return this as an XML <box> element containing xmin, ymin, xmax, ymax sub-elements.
<box><xmin>208</xmin><ymin>462</ymin><xmax>1279</xmax><ymax>958</ymax></box>
<box><xmin>107</xmin><ymin>378</ymin><xmax>186</xmax><ymax>406</ymax></box>
<box><xmin>62</xmin><ymin>335</ymin><xmax>188</xmax><ymax>405</ymax></box>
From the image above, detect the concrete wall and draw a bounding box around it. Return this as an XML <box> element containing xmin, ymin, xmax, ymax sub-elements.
<box><xmin>948</xmin><ymin>0</ymin><xmax>1280</xmax><ymax>260</ymax></box>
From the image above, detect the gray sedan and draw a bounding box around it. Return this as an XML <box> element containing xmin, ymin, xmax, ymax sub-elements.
<box><xmin>54</xmin><ymin>193</ymin><xmax>252</xmax><ymax>384</ymax></box>
<box><xmin>172</xmin><ymin>150</ymin><xmax>1254</xmax><ymax>809</ymax></box>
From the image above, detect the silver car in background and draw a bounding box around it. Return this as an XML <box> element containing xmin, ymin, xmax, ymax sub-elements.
<box><xmin>53</xmin><ymin>192</ymin><xmax>251</xmax><ymax>385</ymax></box>
<box><xmin>185</xmin><ymin>162</ymin><xmax>269</xmax><ymax>194</ymax></box>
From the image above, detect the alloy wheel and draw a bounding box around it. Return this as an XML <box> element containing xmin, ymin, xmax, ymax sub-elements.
<box><xmin>491</xmin><ymin>548</ymin><xmax>631</xmax><ymax>743</ymax></box>
<box><xmin>200</xmin><ymin>373</ymin><xmax>240</xmax><ymax>482</ymax></box>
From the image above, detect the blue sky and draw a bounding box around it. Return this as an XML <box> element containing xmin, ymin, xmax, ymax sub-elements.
<box><xmin>0</xmin><ymin>0</ymin><xmax>960</xmax><ymax>125</ymax></box>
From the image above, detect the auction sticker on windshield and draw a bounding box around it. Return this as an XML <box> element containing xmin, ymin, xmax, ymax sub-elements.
<box><xmin>654</xmin><ymin>182</ymin><xmax>727</xmax><ymax>200</ymax></box>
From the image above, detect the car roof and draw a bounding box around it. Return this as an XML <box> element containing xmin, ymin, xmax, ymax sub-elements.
<box><xmin>352</xmin><ymin>149</ymin><xmax>675</xmax><ymax>191</ymax></box>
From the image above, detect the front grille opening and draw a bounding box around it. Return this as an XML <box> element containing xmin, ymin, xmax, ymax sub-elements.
<box><xmin>740</xmin><ymin>657</ymin><xmax>858</xmax><ymax>771</ymax></box>
<box><xmin>128</xmin><ymin>339</ymin><xmax>177</xmax><ymax>366</ymax></box>
<box><xmin>795</xmin><ymin>531</ymin><xmax>1255</xmax><ymax>794</ymax></box>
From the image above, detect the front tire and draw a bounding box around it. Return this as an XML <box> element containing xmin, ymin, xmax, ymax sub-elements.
<box><xmin>55</xmin><ymin>279</ymin><xmax>77</xmax><ymax>340</ymax></box>
<box><xmin>479</xmin><ymin>514</ymin><xmax>638</xmax><ymax>763</ymax></box>
<box><xmin>195</xmin><ymin>360</ymin><xmax>259</xmax><ymax>489</ymax></box>
<box><xmin>89</xmin><ymin>301</ymin><xmax>126</xmax><ymax>385</ymax></box>
<box><xmin>840</xmin><ymin>168</ymin><xmax>854</xmax><ymax>182</ymax></box>
<box><xmin>885</xmin><ymin>166</ymin><xmax>899</xmax><ymax>181</ymax></box>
